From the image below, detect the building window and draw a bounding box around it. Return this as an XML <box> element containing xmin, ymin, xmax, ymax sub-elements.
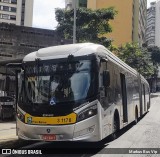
<box><xmin>0</xmin><ymin>41</ymin><xmax>13</xmax><ymax>45</ymax></box>
<box><xmin>11</xmin><ymin>0</ymin><xmax>17</xmax><ymax>4</ymax></box>
<box><xmin>10</xmin><ymin>15</ymin><xmax>16</xmax><ymax>20</ymax></box>
<box><xmin>79</xmin><ymin>0</ymin><xmax>87</xmax><ymax>8</ymax></box>
<box><xmin>3</xmin><ymin>0</ymin><xmax>10</xmax><ymax>3</ymax></box>
<box><xmin>3</xmin><ymin>6</ymin><xmax>9</xmax><ymax>11</ymax></box>
<box><xmin>2</xmin><ymin>14</ymin><xmax>9</xmax><ymax>19</ymax></box>
<box><xmin>10</xmin><ymin>7</ymin><xmax>16</xmax><ymax>12</ymax></box>
<box><xmin>0</xmin><ymin>53</ymin><xmax>12</xmax><ymax>57</ymax></box>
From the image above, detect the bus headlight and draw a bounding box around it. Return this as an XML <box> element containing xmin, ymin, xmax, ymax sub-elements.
<box><xmin>17</xmin><ymin>109</ymin><xmax>25</xmax><ymax>123</ymax></box>
<box><xmin>77</xmin><ymin>105</ymin><xmax>97</xmax><ymax>122</ymax></box>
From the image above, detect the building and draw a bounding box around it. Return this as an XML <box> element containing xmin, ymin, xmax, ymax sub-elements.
<box><xmin>146</xmin><ymin>1</ymin><xmax>160</xmax><ymax>92</ymax></box>
<box><xmin>146</xmin><ymin>2</ymin><xmax>156</xmax><ymax>47</ymax></box>
<box><xmin>65</xmin><ymin>0</ymin><xmax>87</xmax><ymax>9</ymax></box>
<box><xmin>155</xmin><ymin>1</ymin><xmax>160</xmax><ymax>47</ymax></box>
<box><xmin>138</xmin><ymin>0</ymin><xmax>147</xmax><ymax>46</ymax></box>
<box><xmin>65</xmin><ymin>0</ymin><xmax>147</xmax><ymax>46</ymax></box>
<box><xmin>0</xmin><ymin>22</ymin><xmax>71</xmax><ymax>96</ymax></box>
<box><xmin>146</xmin><ymin>0</ymin><xmax>160</xmax><ymax>48</ymax></box>
<box><xmin>0</xmin><ymin>23</ymin><xmax>71</xmax><ymax>61</ymax></box>
<box><xmin>0</xmin><ymin>0</ymin><xmax>33</xmax><ymax>27</ymax></box>
<box><xmin>87</xmin><ymin>0</ymin><xmax>147</xmax><ymax>46</ymax></box>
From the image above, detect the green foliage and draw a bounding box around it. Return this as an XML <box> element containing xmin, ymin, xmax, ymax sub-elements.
<box><xmin>148</xmin><ymin>46</ymin><xmax>160</xmax><ymax>64</ymax></box>
<box><xmin>55</xmin><ymin>7</ymin><xmax>117</xmax><ymax>47</ymax></box>
<box><xmin>147</xmin><ymin>46</ymin><xmax>160</xmax><ymax>78</ymax></box>
<box><xmin>116</xmin><ymin>43</ymin><xmax>154</xmax><ymax>78</ymax></box>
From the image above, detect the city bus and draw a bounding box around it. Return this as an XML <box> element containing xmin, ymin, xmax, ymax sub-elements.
<box><xmin>16</xmin><ymin>43</ymin><xmax>150</xmax><ymax>142</ymax></box>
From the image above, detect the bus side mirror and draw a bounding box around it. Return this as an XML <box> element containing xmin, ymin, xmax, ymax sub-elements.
<box><xmin>103</xmin><ymin>70</ymin><xmax>110</xmax><ymax>87</ymax></box>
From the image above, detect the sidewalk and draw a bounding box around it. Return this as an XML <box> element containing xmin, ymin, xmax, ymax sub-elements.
<box><xmin>150</xmin><ymin>92</ymin><xmax>160</xmax><ymax>98</ymax></box>
<box><xmin>0</xmin><ymin>120</ymin><xmax>18</xmax><ymax>149</ymax></box>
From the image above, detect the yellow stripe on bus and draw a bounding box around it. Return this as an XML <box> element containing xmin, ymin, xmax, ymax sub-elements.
<box><xmin>25</xmin><ymin>113</ymin><xmax>77</xmax><ymax>125</ymax></box>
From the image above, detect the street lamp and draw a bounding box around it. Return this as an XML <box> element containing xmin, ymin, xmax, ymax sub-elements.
<box><xmin>73</xmin><ymin>0</ymin><xmax>76</xmax><ymax>43</ymax></box>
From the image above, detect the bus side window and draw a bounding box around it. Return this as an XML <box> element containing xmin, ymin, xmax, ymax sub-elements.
<box><xmin>99</xmin><ymin>59</ymin><xmax>108</xmax><ymax>109</ymax></box>
<box><xmin>106</xmin><ymin>62</ymin><xmax>115</xmax><ymax>103</ymax></box>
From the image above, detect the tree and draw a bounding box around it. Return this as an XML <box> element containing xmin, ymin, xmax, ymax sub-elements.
<box><xmin>55</xmin><ymin>7</ymin><xmax>117</xmax><ymax>47</ymax></box>
<box><xmin>147</xmin><ymin>46</ymin><xmax>160</xmax><ymax>81</ymax></box>
<box><xmin>148</xmin><ymin>46</ymin><xmax>160</xmax><ymax>65</ymax></box>
<box><xmin>116</xmin><ymin>43</ymin><xmax>154</xmax><ymax>78</ymax></box>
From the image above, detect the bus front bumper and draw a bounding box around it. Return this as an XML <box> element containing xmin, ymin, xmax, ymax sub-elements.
<box><xmin>17</xmin><ymin>115</ymin><xmax>101</xmax><ymax>142</ymax></box>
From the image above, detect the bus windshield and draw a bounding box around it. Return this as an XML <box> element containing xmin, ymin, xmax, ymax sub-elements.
<box><xmin>18</xmin><ymin>60</ymin><xmax>97</xmax><ymax>109</ymax></box>
<box><xmin>26</xmin><ymin>71</ymin><xmax>92</xmax><ymax>104</ymax></box>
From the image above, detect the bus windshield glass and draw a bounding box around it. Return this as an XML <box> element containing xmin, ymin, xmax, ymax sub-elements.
<box><xmin>19</xmin><ymin>59</ymin><xmax>97</xmax><ymax>107</ymax></box>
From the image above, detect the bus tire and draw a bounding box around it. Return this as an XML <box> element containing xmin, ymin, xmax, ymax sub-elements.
<box><xmin>134</xmin><ymin>106</ymin><xmax>138</xmax><ymax>124</ymax></box>
<box><xmin>111</xmin><ymin>110</ymin><xmax>120</xmax><ymax>140</ymax></box>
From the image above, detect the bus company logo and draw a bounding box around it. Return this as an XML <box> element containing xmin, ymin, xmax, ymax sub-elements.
<box><xmin>47</xmin><ymin>129</ymin><xmax>50</xmax><ymax>133</ymax></box>
<box><xmin>50</xmin><ymin>97</ymin><xmax>56</xmax><ymax>106</ymax></box>
<box><xmin>27</xmin><ymin>117</ymin><xmax>32</xmax><ymax>124</ymax></box>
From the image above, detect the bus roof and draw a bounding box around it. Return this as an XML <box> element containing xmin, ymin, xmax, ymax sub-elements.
<box><xmin>23</xmin><ymin>43</ymin><xmax>104</xmax><ymax>62</ymax></box>
<box><xmin>23</xmin><ymin>43</ymin><xmax>140</xmax><ymax>77</ymax></box>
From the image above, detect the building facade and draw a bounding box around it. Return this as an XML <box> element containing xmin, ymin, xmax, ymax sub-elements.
<box><xmin>66</xmin><ymin>0</ymin><xmax>147</xmax><ymax>46</ymax></box>
<box><xmin>138</xmin><ymin>0</ymin><xmax>147</xmax><ymax>46</ymax></box>
<box><xmin>0</xmin><ymin>22</ymin><xmax>71</xmax><ymax>96</ymax></box>
<box><xmin>87</xmin><ymin>0</ymin><xmax>147</xmax><ymax>46</ymax></box>
<box><xmin>0</xmin><ymin>23</ymin><xmax>71</xmax><ymax>61</ymax></box>
<box><xmin>146</xmin><ymin>2</ymin><xmax>156</xmax><ymax>47</ymax></box>
<box><xmin>155</xmin><ymin>1</ymin><xmax>160</xmax><ymax>47</ymax></box>
<box><xmin>0</xmin><ymin>0</ymin><xmax>33</xmax><ymax>27</ymax></box>
<box><xmin>146</xmin><ymin>1</ymin><xmax>160</xmax><ymax>92</ymax></box>
<box><xmin>65</xmin><ymin>0</ymin><xmax>87</xmax><ymax>9</ymax></box>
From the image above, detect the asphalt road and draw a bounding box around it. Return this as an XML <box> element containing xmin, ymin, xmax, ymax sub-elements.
<box><xmin>0</xmin><ymin>93</ymin><xmax>160</xmax><ymax>157</ymax></box>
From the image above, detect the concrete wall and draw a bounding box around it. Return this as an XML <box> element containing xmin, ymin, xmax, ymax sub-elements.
<box><xmin>0</xmin><ymin>23</ymin><xmax>72</xmax><ymax>95</ymax></box>
<box><xmin>0</xmin><ymin>23</ymin><xmax>72</xmax><ymax>61</ymax></box>
<box><xmin>24</xmin><ymin>0</ymin><xmax>34</xmax><ymax>27</ymax></box>
<box><xmin>132</xmin><ymin>0</ymin><xmax>139</xmax><ymax>43</ymax></box>
<box><xmin>155</xmin><ymin>1</ymin><xmax>160</xmax><ymax>47</ymax></box>
<box><xmin>16</xmin><ymin>0</ymin><xmax>22</xmax><ymax>25</ymax></box>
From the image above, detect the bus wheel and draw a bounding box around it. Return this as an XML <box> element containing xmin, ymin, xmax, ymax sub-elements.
<box><xmin>111</xmin><ymin>111</ymin><xmax>120</xmax><ymax>140</ymax></box>
<box><xmin>134</xmin><ymin>107</ymin><xmax>138</xmax><ymax>124</ymax></box>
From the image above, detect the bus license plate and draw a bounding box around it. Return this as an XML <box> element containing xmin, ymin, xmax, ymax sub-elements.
<box><xmin>42</xmin><ymin>134</ymin><xmax>56</xmax><ymax>141</ymax></box>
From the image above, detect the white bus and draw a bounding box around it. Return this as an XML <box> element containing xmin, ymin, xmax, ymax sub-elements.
<box><xmin>16</xmin><ymin>43</ymin><xmax>150</xmax><ymax>141</ymax></box>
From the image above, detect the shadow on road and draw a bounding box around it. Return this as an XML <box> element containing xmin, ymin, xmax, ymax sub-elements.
<box><xmin>19</xmin><ymin>140</ymin><xmax>108</xmax><ymax>155</ymax></box>
<box><xmin>0</xmin><ymin>112</ymin><xmax>149</xmax><ymax>156</ymax></box>
<box><xmin>0</xmin><ymin>139</ymin><xmax>36</xmax><ymax>149</ymax></box>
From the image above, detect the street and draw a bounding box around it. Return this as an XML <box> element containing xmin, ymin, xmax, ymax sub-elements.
<box><xmin>0</xmin><ymin>93</ymin><xmax>160</xmax><ymax>157</ymax></box>
<box><xmin>0</xmin><ymin>121</ymin><xmax>17</xmax><ymax>143</ymax></box>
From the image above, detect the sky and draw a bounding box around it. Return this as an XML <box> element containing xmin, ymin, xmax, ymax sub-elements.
<box><xmin>33</xmin><ymin>0</ymin><xmax>65</xmax><ymax>30</ymax></box>
<box><xmin>32</xmin><ymin>0</ymin><xmax>156</xmax><ymax>30</ymax></box>
<box><xmin>148</xmin><ymin>0</ymin><xmax>157</xmax><ymax>7</ymax></box>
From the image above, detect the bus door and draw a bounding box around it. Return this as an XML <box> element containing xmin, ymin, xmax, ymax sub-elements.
<box><xmin>120</xmin><ymin>73</ymin><xmax>128</xmax><ymax>123</ymax></box>
<box><xmin>143</xmin><ymin>84</ymin><xmax>146</xmax><ymax>112</ymax></box>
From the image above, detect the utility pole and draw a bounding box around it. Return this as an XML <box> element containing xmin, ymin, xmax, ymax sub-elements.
<box><xmin>73</xmin><ymin>0</ymin><xmax>77</xmax><ymax>43</ymax></box>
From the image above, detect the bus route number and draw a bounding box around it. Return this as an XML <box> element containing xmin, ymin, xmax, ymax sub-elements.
<box><xmin>57</xmin><ymin>118</ymin><xmax>72</xmax><ymax>124</ymax></box>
